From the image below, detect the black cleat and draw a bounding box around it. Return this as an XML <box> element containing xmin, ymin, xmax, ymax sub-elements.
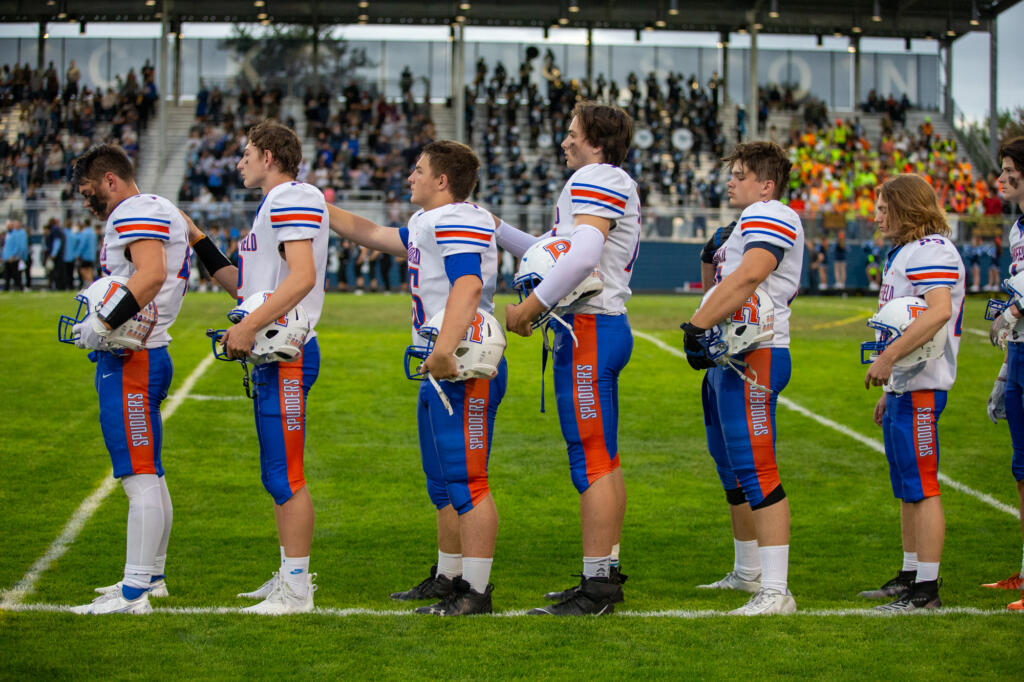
<box><xmin>874</xmin><ymin>579</ymin><xmax>942</xmax><ymax>612</ymax></box>
<box><xmin>529</xmin><ymin>576</ymin><xmax>622</xmax><ymax>616</ymax></box>
<box><xmin>858</xmin><ymin>570</ymin><xmax>916</xmax><ymax>599</ymax></box>
<box><xmin>389</xmin><ymin>564</ymin><xmax>457</xmax><ymax>601</ymax></box>
<box><xmin>414</xmin><ymin>577</ymin><xmax>493</xmax><ymax>616</ymax></box>
<box><xmin>543</xmin><ymin>566</ymin><xmax>628</xmax><ymax>602</ymax></box>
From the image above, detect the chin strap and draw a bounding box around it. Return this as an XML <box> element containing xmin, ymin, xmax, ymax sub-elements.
<box><xmin>427</xmin><ymin>373</ymin><xmax>454</xmax><ymax>416</ymax></box>
<box><xmin>719</xmin><ymin>356</ymin><xmax>773</xmax><ymax>394</ymax></box>
<box><xmin>241</xmin><ymin>359</ymin><xmax>254</xmax><ymax>400</ymax></box>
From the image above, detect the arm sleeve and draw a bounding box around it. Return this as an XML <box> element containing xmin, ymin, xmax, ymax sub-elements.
<box><xmin>268</xmin><ymin>184</ymin><xmax>327</xmax><ymax>243</ymax></box>
<box><xmin>532</xmin><ymin>224</ymin><xmax>604</xmax><ymax>308</ymax></box>
<box><xmin>435</xmin><ymin>204</ymin><xmax>494</xmax><ymax>259</ymax></box>
<box><xmin>495</xmin><ymin>219</ymin><xmax>539</xmax><ymax>258</ymax></box>
<box><xmin>567</xmin><ymin>165</ymin><xmax>634</xmax><ymax>221</ymax></box>
<box><xmin>904</xmin><ymin>239</ymin><xmax>963</xmax><ymax>295</ymax></box>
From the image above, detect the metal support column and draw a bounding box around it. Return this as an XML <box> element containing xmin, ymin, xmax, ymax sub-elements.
<box><xmin>37</xmin><ymin>22</ymin><xmax>45</xmax><ymax>71</ymax></box>
<box><xmin>853</xmin><ymin>37</ymin><xmax>862</xmax><ymax>110</ymax></box>
<box><xmin>174</xmin><ymin>31</ymin><xmax>182</xmax><ymax>105</ymax></box>
<box><xmin>159</xmin><ymin>10</ymin><xmax>169</xmax><ymax>171</ymax></box>
<box><xmin>989</xmin><ymin>17</ymin><xmax>999</xmax><ymax>161</ymax></box>
<box><xmin>454</xmin><ymin>23</ymin><xmax>466</xmax><ymax>144</ymax></box>
<box><xmin>586</xmin><ymin>26</ymin><xmax>594</xmax><ymax>90</ymax></box>
<box><xmin>943</xmin><ymin>38</ymin><xmax>953</xmax><ymax>124</ymax></box>
<box><xmin>748</xmin><ymin>24</ymin><xmax>758</xmax><ymax>137</ymax></box>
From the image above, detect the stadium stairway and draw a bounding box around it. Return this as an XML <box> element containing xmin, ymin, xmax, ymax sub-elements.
<box><xmin>431</xmin><ymin>103</ymin><xmax>456</xmax><ymax>140</ymax></box>
<box><xmin>135</xmin><ymin>101</ymin><xmax>195</xmax><ymax>201</ymax></box>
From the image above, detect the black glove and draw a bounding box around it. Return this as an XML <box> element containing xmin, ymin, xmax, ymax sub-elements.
<box><xmin>680</xmin><ymin>322</ymin><xmax>716</xmax><ymax>370</ymax></box>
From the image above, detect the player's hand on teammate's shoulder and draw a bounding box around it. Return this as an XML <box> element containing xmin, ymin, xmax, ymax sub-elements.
<box><xmin>504</xmin><ymin>302</ymin><xmax>534</xmax><ymax>338</ymax></box>
<box><xmin>422</xmin><ymin>350</ymin><xmax>458</xmax><ymax>380</ymax></box>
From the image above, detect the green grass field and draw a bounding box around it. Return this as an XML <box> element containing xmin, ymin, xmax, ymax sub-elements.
<box><xmin>1</xmin><ymin>291</ymin><xmax>1021</xmax><ymax>679</ymax></box>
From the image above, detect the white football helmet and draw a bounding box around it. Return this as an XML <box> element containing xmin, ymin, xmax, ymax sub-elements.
<box><xmin>405</xmin><ymin>309</ymin><xmax>506</xmax><ymax>381</ymax></box>
<box><xmin>211</xmin><ymin>290</ymin><xmax>310</xmax><ymax>364</ymax></box>
<box><xmin>985</xmin><ymin>272</ymin><xmax>1024</xmax><ymax>338</ymax></box>
<box><xmin>861</xmin><ymin>295</ymin><xmax>947</xmax><ymax>367</ymax></box>
<box><xmin>512</xmin><ymin>236</ymin><xmax>603</xmax><ymax>327</ymax></box>
<box><xmin>58</xmin><ymin>275</ymin><xmax>158</xmax><ymax>351</ymax></box>
<box><xmin>699</xmin><ymin>285</ymin><xmax>776</xmax><ymax>360</ymax></box>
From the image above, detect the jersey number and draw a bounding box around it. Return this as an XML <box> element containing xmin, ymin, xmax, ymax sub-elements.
<box><xmin>176</xmin><ymin>247</ymin><xmax>191</xmax><ymax>295</ymax></box>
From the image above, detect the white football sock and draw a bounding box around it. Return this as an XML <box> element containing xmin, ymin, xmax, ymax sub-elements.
<box><xmin>461</xmin><ymin>557</ymin><xmax>493</xmax><ymax>593</ymax></box>
<box><xmin>438</xmin><ymin>550</ymin><xmax>462</xmax><ymax>579</ymax></box>
<box><xmin>282</xmin><ymin>556</ymin><xmax>310</xmax><ymax>596</ymax></box>
<box><xmin>280</xmin><ymin>546</ymin><xmax>286</xmax><ymax>566</ymax></box>
<box><xmin>902</xmin><ymin>551</ymin><xmax>918</xmax><ymax>572</ymax></box>
<box><xmin>153</xmin><ymin>475</ymin><xmax>172</xmax><ymax>577</ymax></box>
<box><xmin>733</xmin><ymin>538</ymin><xmax>761</xmax><ymax>580</ymax></box>
<box><xmin>916</xmin><ymin>561</ymin><xmax>940</xmax><ymax>583</ymax></box>
<box><xmin>121</xmin><ymin>474</ymin><xmax>163</xmax><ymax>590</ymax></box>
<box><xmin>759</xmin><ymin>545</ymin><xmax>789</xmax><ymax>593</ymax></box>
<box><xmin>583</xmin><ymin>555</ymin><xmax>612</xmax><ymax>579</ymax></box>
<box><xmin>610</xmin><ymin>543</ymin><xmax>621</xmax><ymax>568</ymax></box>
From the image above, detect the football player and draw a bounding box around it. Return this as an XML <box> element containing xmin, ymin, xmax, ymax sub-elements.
<box><xmin>682</xmin><ymin>141</ymin><xmax>803</xmax><ymax>616</ymax></box>
<box><xmin>327</xmin><ymin>140</ymin><xmax>506</xmax><ymax>616</ymax></box>
<box><xmin>501</xmin><ymin>102</ymin><xmax>640</xmax><ymax>615</ymax></box>
<box><xmin>984</xmin><ymin>137</ymin><xmax>1024</xmax><ymax>610</ymax></box>
<box><xmin>186</xmin><ymin>120</ymin><xmax>329</xmax><ymax>614</ymax></box>
<box><xmin>861</xmin><ymin>174</ymin><xmax>965</xmax><ymax>612</ymax></box>
<box><xmin>68</xmin><ymin>144</ymin><xmax>188</xmax><ymax>614</ymax></box>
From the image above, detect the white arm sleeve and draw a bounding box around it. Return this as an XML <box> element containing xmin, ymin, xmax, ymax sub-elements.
<box><xmin>495</xmin><ymin>219</ymin><xmax>540</xmax><ymax>258</ymax></box>
<box><xmin>533</xmin><ymin>225</ymin><xmax>604</xmax><ymax>308</ymax></box>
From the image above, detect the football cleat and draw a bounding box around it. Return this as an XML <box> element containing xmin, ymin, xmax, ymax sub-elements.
<box><xmin>95</xmin><ymin>578</ymin><xmax>169</xmax><ymax>598</ymax></box>
<box><xmin>858</xmin><ymin>570</ymin><xmax>916</xmax><ymax>599</ymax></box>
<box><xmin>696</xmin><ymin>571</ymin><xmax>762</xmax><ymax>594</ymax></box>
<box><xmin>1008</xmin><ymin>598</ymin><xmax>1024</xmax><ymax>611</ymax></box>
<box><xmin>544</xmin><ymin>566</ymin><xmax>628</xmax><ymax>601</ymax></box>
<box><xmin>70</xmin><ymin>589</ymin><xmax>152</xmax><ymax>615</ymax></box>
<box><xmin>390</xmin><ymin>565</ymin><xmax>457</xmax><ymax>601</ymax></box>
<box><xmin>528</xmin><ymin>576</ymin><xmax>622</xmax><ymax>616</ymax></box>
<box><xmin>874</xmin><ymin>580</ymin><xmax>941</xmax><ymax>612</ymax></box>
<box><xmin>981</xmin><ymin>572</ymin><xmax>1023</xmax><ymax>590</ymax></box>
<box><xmin>241</xmin><ymin>574</ymin><xmax>316</xmax><ymax>615</ymax></box>
<box><xmin>237</xmin><ymin>572</ymin><xmax>280</xmax><ymax>600</ymax></box>
<box><xmin>728</xmin><ymin>587</ymin><xmax>797</xmax><ymax>616</ymax></box>
<box><xmin>414</xmin><ymin>577</ymin><xmax>493</xmax><ymax>616</ymax></box>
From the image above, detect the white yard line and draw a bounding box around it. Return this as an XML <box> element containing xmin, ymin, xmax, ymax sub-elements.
<box><xmin>0</xmin><ymin>354</ymin><xmax>214</xmax><ymax>609</ymax></box>
<box><xmin>632</xmin><ymin>330</ymin><xmax>1019</xmax><ymax>519</ymax></box>
<box><xmin>0</xmin><ymin>602</ymin><xmax>1011</xmax><ymax>618</ymax></box>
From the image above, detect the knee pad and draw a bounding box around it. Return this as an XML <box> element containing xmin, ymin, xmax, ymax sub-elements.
<box><xmin>725</xmin><ymin>487</ymin><xmax>747</xmax><ymax>506</ymax></box>
<box><xmin>751</xmin><ymin>483</ymin><xmax>786</xmax><ymax>510</ymax></box>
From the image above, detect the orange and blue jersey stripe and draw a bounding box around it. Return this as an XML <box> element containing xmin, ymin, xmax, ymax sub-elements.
<box><xmin>905</xmin><ymin>265</ymin><xmax>960</xmax><ymax>287</ymax></box>
<box><xmin>570</xmin><ymin>182</ymin><xmax>627</xmax><ymax>215</ymax></box>
<box><xmin>435</xmin><ymin>223</ymin><xmax>494</xmax><ymax>248</ymax></box>
<box><xmin>739</xmin><ymin>214</ymin><xmax>797</xmax><ymax>246</ymax></box>
<box><xmin>269</xmin><ymin>205</ymin><xmax>324</xmax><ymax>230</ymax></box>
<box><xmin>113</xmin><ymin>216</ymin><xmax>171</xmax><ymax>241</ymax></box>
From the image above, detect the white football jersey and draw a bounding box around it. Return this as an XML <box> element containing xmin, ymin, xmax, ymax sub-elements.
<box><xmin>713</xmin><ymin>200</ymin><xmax>804</xmax><ymax>348</ymax></box>
<box><xmin>99</xmin><ymin>193</ymin><xmax>190</xmax><ymax>348</ymax></box>
<box><xmin>237</xmin><ymin>181</ymin><xmax>329</xmax><ymax>337</ymax></box>
<box><xmin>1009</xmin><ymin>216</ymin><xmax>1024</xmax><ymax>276</ymax></box>
<box><xmin>403</xmin><ymin>201</ymin><xmax>498</xmax><ymax>344</ymax></box>
<box><xmin>550</xmin><ymin>163</ymin><xmax>641</xmax><ymax>315</ymax></box>
<box><xmin>878</xmin><ymin>235</ymin><xmax>966</xmax><ymax>393</ymax></box>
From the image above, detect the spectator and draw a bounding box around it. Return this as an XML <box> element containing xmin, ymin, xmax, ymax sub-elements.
<box><xmin>2</xmin><ymin>219</ymin><xmax>29</xmax><ymax>291</ymax></box>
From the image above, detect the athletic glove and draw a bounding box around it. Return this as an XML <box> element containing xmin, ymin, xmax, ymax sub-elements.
<box><xmin>991</xmin><ymin>306</ymin><xmax>1018</xmax><ymax>350</ymax></box>
<box><xmin>72</xmin><ymin>317</ymin><xmax>109</xmax><ymax>351</ymax></box>
<box><xmin>680</xmin><ymin>322</ymin><xmax>716</xmax><ymax>370</ymax></box>
<box><xmin>988</xmin><ymin>362</ymin><xmax>1008</xmax><ymax>424</ymax></box>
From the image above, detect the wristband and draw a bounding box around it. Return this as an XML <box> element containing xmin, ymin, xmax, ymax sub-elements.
<box><xmin>97</xmin><ymin>281</ymin><xmax>142</xmax><ymax>329</ymax></box>
<box><xmin>193</xmin><ymin>236</ymin><xmax>233</xmax><ymax>275</ymax></box>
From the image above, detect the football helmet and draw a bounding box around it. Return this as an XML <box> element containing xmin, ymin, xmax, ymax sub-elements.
<box><xmin>512</xmin><ymin>236</ymin><xmax>603</xmax><ymax>328</ymax></box>
<box><xmin>985</xmin><ymin>271</ymin><xmax>1024</xmax><ymax>320</ymax></box>
<box><xmin>58</xmin><ymin>276</ymin><xmax>158</xmax><ymax>351</ymax></box>
<box><xmin>209</xmin><ymin>290</ymin><xmax>310</xmax><ymax>364</ymax></box>
<box><xmin>405</xmin><ymin>309</ymin><xmax>506</xmax><ymax>382</ymax></box>
<box><xmin>699</xmin><ymin>285</ymin><xmax>776</xmax><ymax>361</ymax></box>
<box><xmin>860</xmin><ymin>296</ymin><xmax>947</xmax><ymax>367</ymax></box>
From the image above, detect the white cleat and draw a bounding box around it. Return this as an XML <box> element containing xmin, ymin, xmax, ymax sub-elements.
<box><xmin>237</xmin><ymin>572</ymin><xmax>280</xmax><ymax>600</ymax></box>
<box><xmin>696</xmin><ymin>571</ymin><xmax>762</xmax><ymax>594</ymax></box>
<box><xmin>70</xmin><ymin>590</ymin><xmax>152</xmax><ymax>615</ymax></box>
<box><xmin>241</xmin><ymin>575</ymin><xmax>316</xmax><ymax>615</ymax></box>
<box><xmin>728</xmin><ymin>587</ymin><xmax>797</xmax><ymax>616</ymax></box>
<box><xmin>95</xmin><ymin>579</ymin><xmax>169</xmax><ymax>598</ymax></box>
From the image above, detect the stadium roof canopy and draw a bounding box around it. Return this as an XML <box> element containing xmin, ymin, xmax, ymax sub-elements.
<box><xmin>3</xmin><ymin>0</ymin><xmax>1021</xmax><ymax>41</ymax></box>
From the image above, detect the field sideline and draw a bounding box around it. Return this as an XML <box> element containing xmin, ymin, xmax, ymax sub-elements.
<box><xmin>0</xmin><ymin>291</ymin><xmax>1020</xmax><ymax>678</ymax></box>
